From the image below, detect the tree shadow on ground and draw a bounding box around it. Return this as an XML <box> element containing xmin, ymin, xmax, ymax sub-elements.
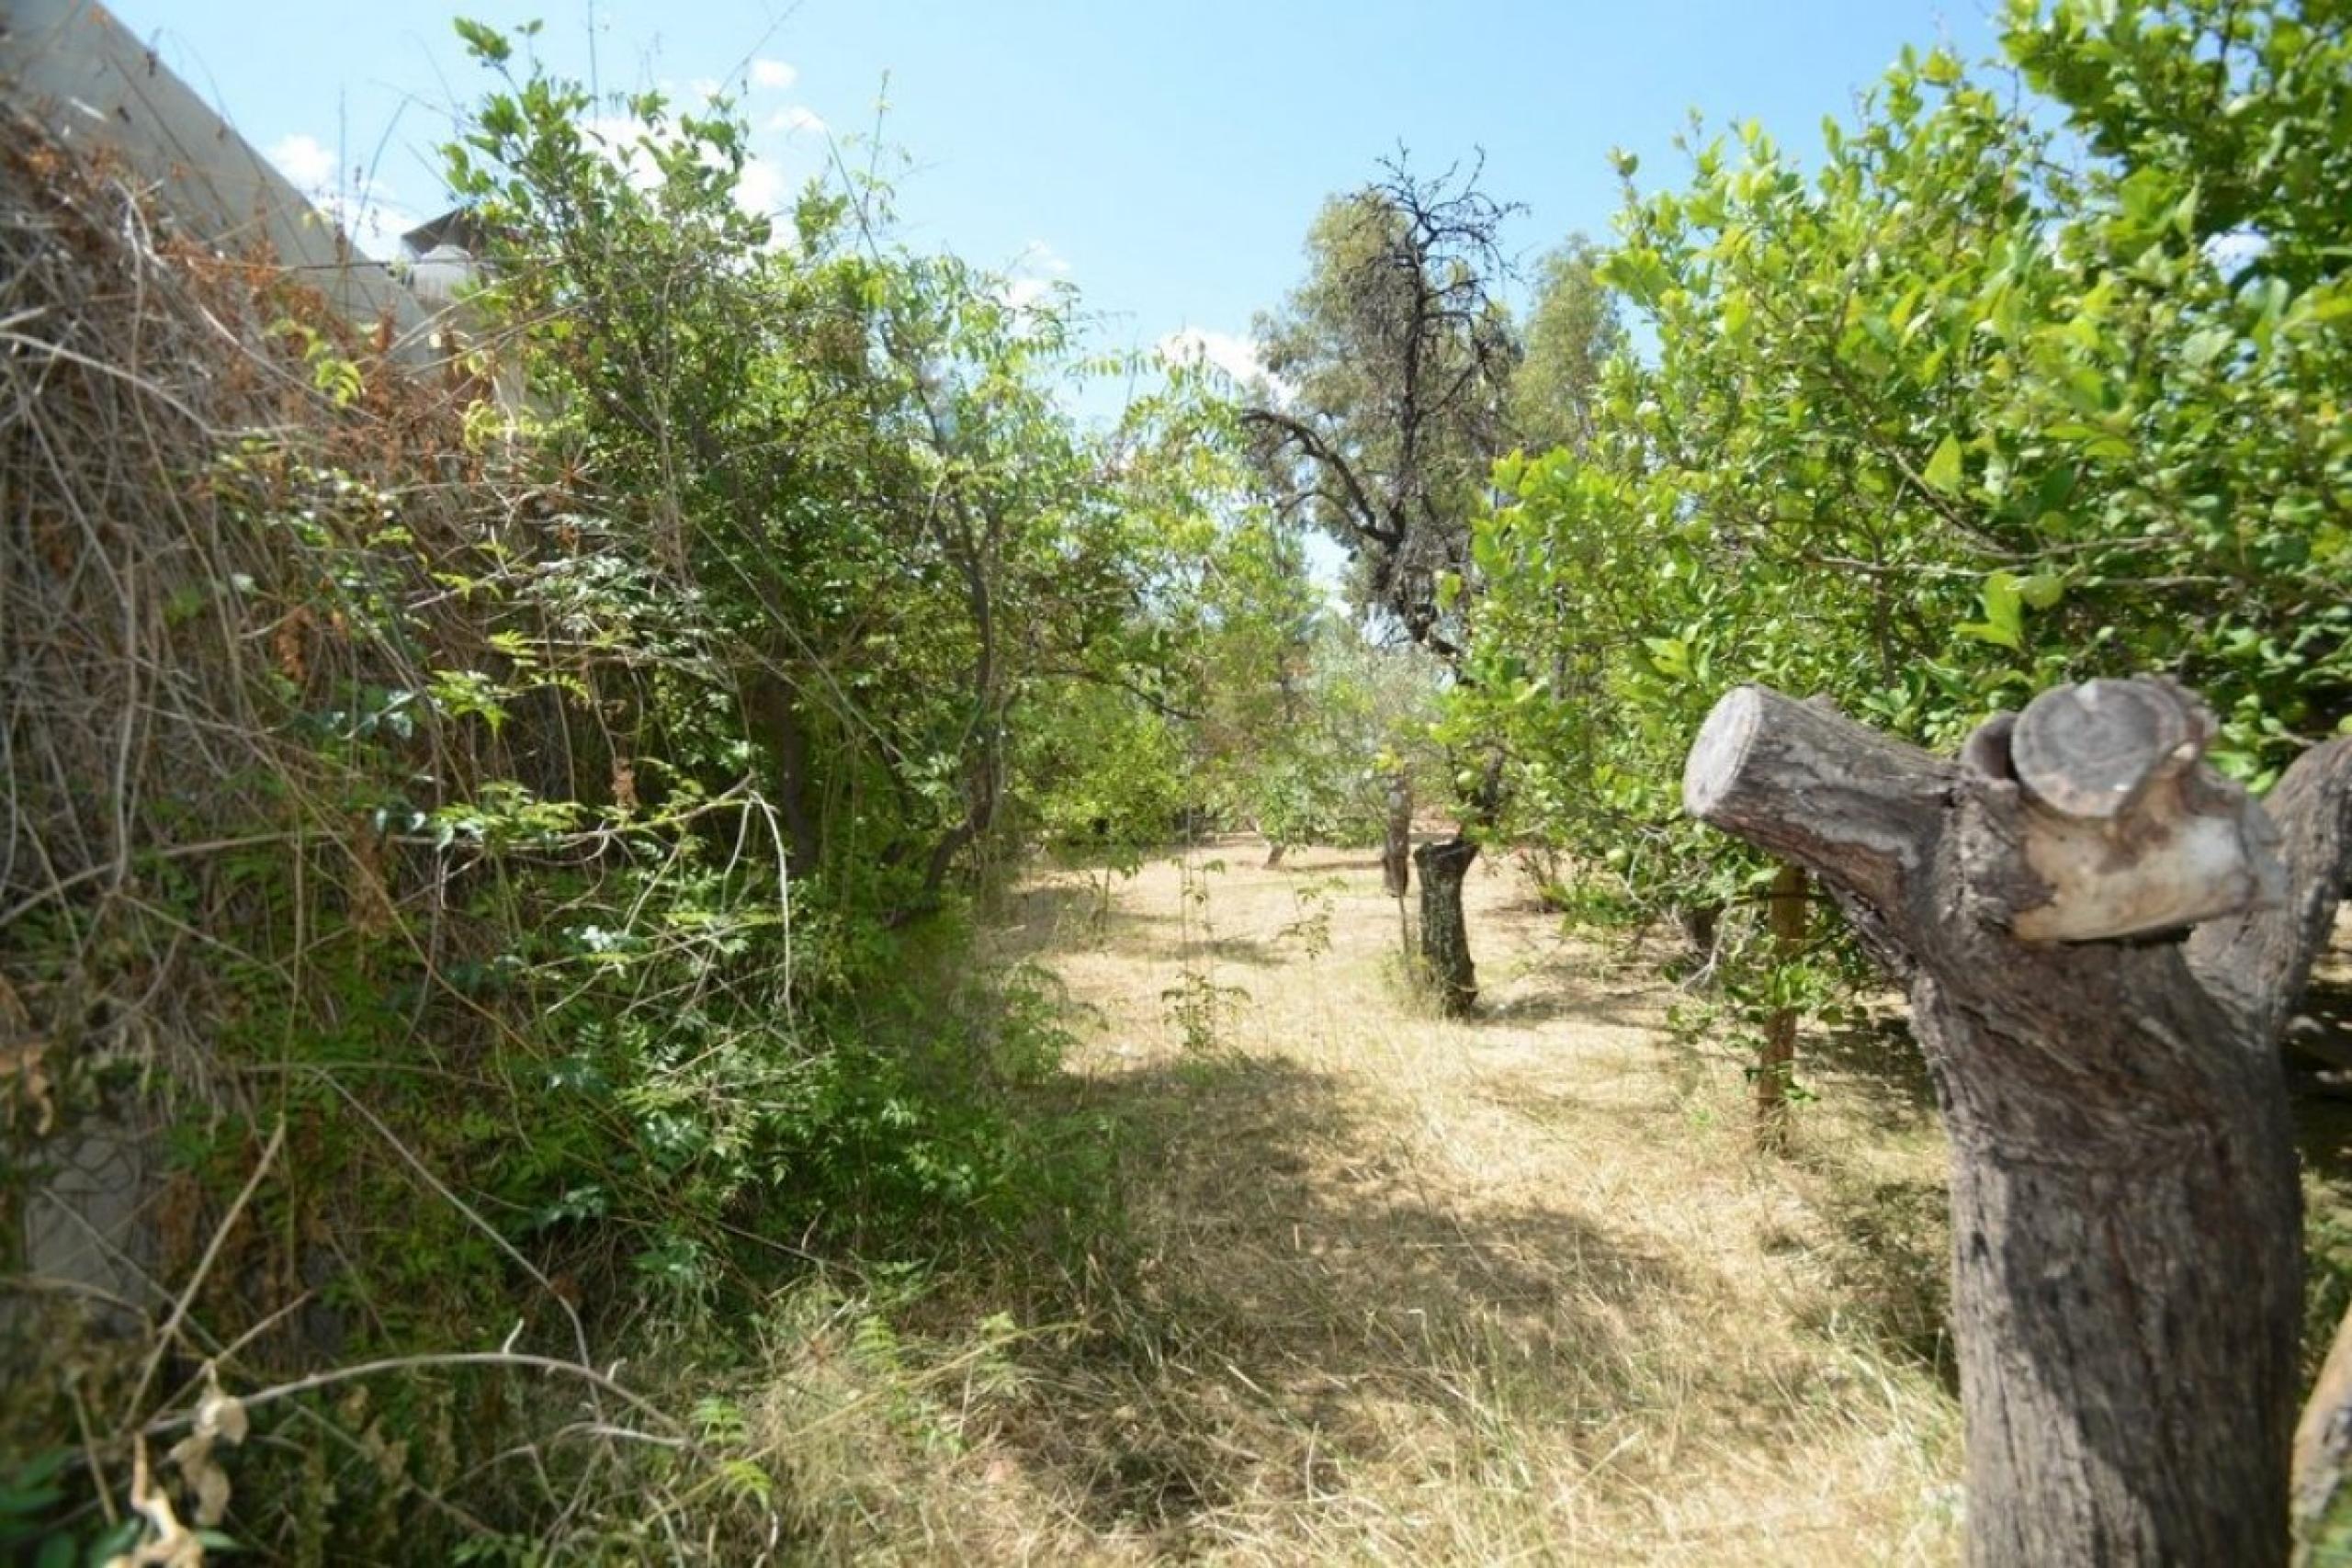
<box><xmin>1268</xmin><ymin>852</ymin><xmax>1385</xmax><ymax>874</ymax></box>
<box><xmin>1202</xmin><ymin>934</ymin><xmax>1291</xmax><ymax>969</ymax></box>
<box><xmin>1625</xmin><ymin>997</ymin><xmax>1956</xmax><ymax>1394</ymax></box>
<box><xmin>987</xmin><ymin>1051</ymin><xmax>1690</xmax><ymax>1541</ymax></box>
<box><xmin>1129</xmin><ymin>931</ymin><xmax>1297</xmax><ymax>971</ymax></box>
<box><xmin>993</xmin><ymin>876</ymin><xmax>1366</xmax><ymax>975</ymax></box>
<box><xmin>1471</xmin><ymin>985</ymin><xmax>1664</xmax><ymax>1033</ymax></box>
<box><xmin>1761</xmin><ymin>1009</ymin><xmax>1955</xmax><ymax>1390</ymax></box>
<box><xmin>1781</xmin><ymin>982</ymin><xmax>2352</xmax><ymax>1399</ymax></box>
<box><xmin>2274</xmin><ymin>961</ymin><xmax>2352</xmax><ymax>1378</ymax></box>
<box><xmin>2291</xmin><ymin>989</ymin><xmax>2352</xmax><ymax>1182</ymax></box>
<box><xmin>2289</xmin><ymin>975</ymin><xmax>2352</xmax><ymax>1141</ymax></box>
<box><xmin>989</xmin><ymin>880</ymin><xmax>1182</xmax><ymax>962</ymax></box>
<box><xmin>1803</xmin><ymin>1009</ymin><xmax>1941</xmax><ymax>1137</ymax></box>
<box><xmin>1463</xmin><ymin>1070</ymin><xmax>1626</xmax><ymax>1132</ymax></box>
<box><xmin>1787</xmin><ymin>1163</ymin><xmax>1957</xmax><ymax>1394</ymax></box>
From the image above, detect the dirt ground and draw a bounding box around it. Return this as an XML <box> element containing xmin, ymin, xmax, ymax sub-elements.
<box><xmin>949</xmin><ymin>837</ymin><xmax>1965</xmax><ymax>1564</ymax></box>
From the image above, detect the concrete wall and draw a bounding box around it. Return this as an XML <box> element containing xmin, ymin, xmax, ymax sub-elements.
<box><xmin>1</xmin><ymin>0</ymin><xmax>450</xmax><ymax>365</ymax></box>
<box><xmin>0</xmin><ymin>0</ymin><xmax>494</xmax><ymax>1329</ymax></box>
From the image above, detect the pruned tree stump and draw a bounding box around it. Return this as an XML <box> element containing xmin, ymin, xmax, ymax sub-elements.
<box><xmin>1414</xmin><ymin>835</ymin><xmax>1478</xmax><ymax>1017</ymax></box>
<box><xmin>1684</xmin><ymin>678</ymin><xmax>2352</xmax><ymax>1566</ymax></box>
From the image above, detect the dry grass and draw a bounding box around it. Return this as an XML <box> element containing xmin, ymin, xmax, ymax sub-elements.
<box><xmin>757</xmin><ymin>835</ymin><xmax>1965</xmax><ymax>1564</ymax></box>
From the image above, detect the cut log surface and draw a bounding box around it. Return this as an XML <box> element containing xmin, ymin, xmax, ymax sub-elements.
<box><xmin>2004</xmin><ymin>679</ymin><xmax>2286</xmax><ymax>942</ymax></box>
<box><xmin>2007</xmin><ymin>678</ymin><xmax>2198</xmax><ymax>820</ymax></box>
<box><xmin>1681</xmin><ymin>680</ymin><xmax>2352</xmax><ymax>1568</ymax></box>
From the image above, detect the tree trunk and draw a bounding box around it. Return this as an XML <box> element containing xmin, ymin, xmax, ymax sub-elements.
<box><xmin>2275</xmin><ymin>717</ymin><xmax>2352</xmax><ymax>1553</ymax></box>
<box><xmin>1678</xmin><ymin>901</ymin><xmax>1721</xmax><ymax>959</ymax></box>
<box><xmin>1683</xmin><ymin>680</ymin><xmax>2352</xmax><ymax>1566</ymax></box>
<box><xmin>1922</xmin><ymin>961</ymin><xmax>2300</xmax><ymax>1565</ymax></box>
<box><xmin>1263</xmin><ymin>840</ymin><xmax>1286</xmax><ymax>870</ymax></box>
<box><xmin>743</xmin><ymin>672</ymin><xmax>823</xmax><ymax>873</ymax></box>
<box><xmin>1415</xmin><ymin>835</ymin><xmax>1478</xmax><ymax>1017</ymax></box>
<box><xmin>1756</xmin><ymin>863</ymin><xmax>1808</xmax><ymax>1153</ymax></box>
<box><xmin>1383</xmin><ymin>773</ymin><xmax>1413</xmax><ymax>898</ymax></box>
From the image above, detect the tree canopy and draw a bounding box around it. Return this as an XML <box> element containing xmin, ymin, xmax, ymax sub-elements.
<box><xmin>1246</xmin><ymin>159</ymin><xmax>1521</xmax><ymax>660</ymax></box>
<box><xmin>1466</xmin><ymin>0</ymin><xmax>2352</xmax><ymax>938</ymax></box>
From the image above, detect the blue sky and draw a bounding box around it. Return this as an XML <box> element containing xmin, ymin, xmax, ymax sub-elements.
<box><xmin>126</xmin><ymin>0</ymin><xmax>2002</xmax><ymax>381</ymax></box>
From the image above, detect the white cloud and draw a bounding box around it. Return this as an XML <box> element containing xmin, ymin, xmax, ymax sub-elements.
<box><xmin>736</xmin><ymin>155</ymin><xmax>786</xmax><ymax>218</ymax></box>
<box><xmin>579</xmin><ymin>113</ymin><xmax>784</xmax><ymax>223</ymax></box>
<box><xmin>996</xmin><ymin>241</ymin><xmax>1073</xmax><ymax>314</ymax></box>
<box><xmin>1001</xmin><ymin>276</ymin><xmax>1058</xmax><ymax>310</ymax></box>
<box><xmin>342</xmin><ymin>196</ymin><xmax>428</xmax><ymax>256</ymax></box>
<box><xmin>264</xmin><ymin>133</ymin><xmax>428</xmax><ymax>260</ymax></box>
<box><xmin>582</xmin><ymin>112</ymin><xmax>655</xmax><ymax>152</ymax></box>
<box><xmin>1018</xmin><ymin>239</ymin><xmax>1070</xmax><ymax>276</ymax></box>
<box><xmin>764</xmin><ymin>105</ymin><xmax>827</xmax><ymax>137</ymax></box>
<box><xmin>266</xmin><ymin>132</ymin><xmax>336</xmax><ymax>191</ymax></box>
<box><xmin>750</xmin><ymin>58</ymin><xmax>797</xmax><ymax>90</ymax></box>
<box><xmin>1156</xmin><ymin>326</ymin><xmax>1264</xmax><ymax>386</ymax></box>
<box><xmin>582</xmin><ymin>113</ymin><xmax>673</xmax><ymax>193</ymax></box>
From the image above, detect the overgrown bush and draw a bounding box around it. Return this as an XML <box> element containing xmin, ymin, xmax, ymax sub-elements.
<box><xmin>0</xmin><ymin>24</ymin><xmax>1193</xmax><ymax>1557</ymax></box>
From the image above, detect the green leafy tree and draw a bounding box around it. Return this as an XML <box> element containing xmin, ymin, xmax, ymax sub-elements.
<box><xmin>1466</xmin><ymin>5</ymin><xmax>2352</xmax><ymax>1543</ymax></box>
<box><xmin>1210</xmin><ymin>613</ymin><xmax>1444</xmax><ymax>863</ymax></box>
<box><xmin>1469</xmin><ymin>0</ymin><xmax>2352</xmax><ymax>1060</ymax></box>
<box><xmin>424</xmin><ymin>10</ymin><xmax>1217</xmax><ymax>1331</ymax></box>
<box><xmin>1510</xmin><ymin>235</ymin><xmax>1628</xmax><ymax>456</ymax></box>
<box><xmin>1248</xmin><ymin>158</ymin><xmax>1520</xmax><ymax>658</ymax></box>
<box><xmin>445</xmin><ymin>34</ymin><xmax>1193</xmax><ymax>921</ymax></box>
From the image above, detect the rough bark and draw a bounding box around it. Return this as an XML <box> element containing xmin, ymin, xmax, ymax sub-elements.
<box><xmin>1415</xmin><ymin>836</ymin><xmax>1478</xmax><ymax>1017</ymax></box>
<box><xmin>1683</xmin><ymin>680</ymin><xmax>2352</xmax><ymax>1567</ymax></box>
<box><xmin>1678</xmin><ymin>901</ymin><xmax>1721</xmax><ymax>961</ymax></box>
<box><xmin>1756</xmin><ymin>862</ymin><xmax>1808</xmax><ymax>1153</ymax></box>
<box><xmin>1921</xmin><ymin>953</ymin><xmax>2299</xmax><ymax>1568</ymax></box>
<box><xmin>1383</xmin><ymin>773</ymin><xmax>1413</xmax><ymax>899</ymax></box>
<box><xmin>2255</xmin><ymin>743</ymin><xmax>2352</xmax><ymax>1548</ymax></box>
<box><xmin>2188</xmin><ymin>738</ymin><xmax>2352</xmax><ymax>1051</ymax></box>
